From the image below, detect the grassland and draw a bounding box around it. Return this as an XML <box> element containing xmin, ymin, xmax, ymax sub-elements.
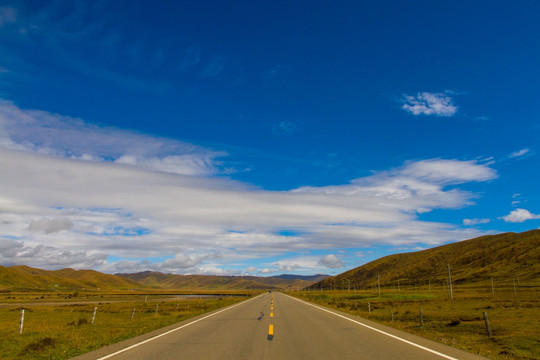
<box><xmin>293</xmin><ymin>279</ymin><xmax>539</xmax><ymax>360</ymax></box>
<box><xmin>0</xmin><ymin>291</ymin><xmax>253</xmax><ymax>360</ymax></box>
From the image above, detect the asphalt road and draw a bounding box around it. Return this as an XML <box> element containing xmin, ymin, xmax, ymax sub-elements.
<box><xmin>73</xmin><ymin>292</ymin><xmax>489</xmax><ymax>360</ymax></box>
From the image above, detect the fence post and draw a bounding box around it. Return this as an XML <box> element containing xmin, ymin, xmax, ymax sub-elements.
<box><xmin>483</xmin><ymin>312</ymin><xmax>492</xmax><ymax>337</ymax></box>
<box><xmin>19</xmin><ymin>309</ymin><xmax>25</xmax><ymax>335</ymax></box>
<box><xmin>390</xmin><ymin>309</ymin><xmax>394</xmax><ymax>322</ymax></box>
<box><xmin>368</xmin><ymin>302</ymin><xmax>371</xmax><ymax>313</ymax></box>
<box><xmin>91</xmin><ymin>307</ymin><xmax>97</xmax><ymax>324</ymax></box>
<box><xmin>155</xmin><ymin>304</ymin><xmax>159</xmax><ymax>316</ymax></box>
<box><xmin>130</xmin><ymin>308</ymin><xmax>136</xmax><ymax>321</ymax></box>
<box><xmin>419</xmin><ymin>309</ymin><xmax>424</xmax><ymax>327</ymax></box>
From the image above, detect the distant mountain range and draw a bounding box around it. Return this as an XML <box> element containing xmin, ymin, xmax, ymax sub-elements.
<box><xmin>0</xmin><ymin>265</ymin><xmax>328</xmax><ymax>291</ymax></box>
<box><xmin>270</xmin><ymin>274</ymin><xmax>330</xmax><ymax>282</ymax></box>
<box><xmin>305</xmin><ymin>230</ymin><xmax>539</xmax><ymax>290</ymax></box>
<box><xmin>115</xmin><ymin>271</ymin><xmax>329</xmax><ymax>290</ymax></box>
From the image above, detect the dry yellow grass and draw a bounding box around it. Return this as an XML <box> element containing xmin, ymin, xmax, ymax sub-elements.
<box><xmin>0</xmin><ymin>294</ymin><xmax>250</xmax><ymax>360</ymax></box>
<box><xmin>293</xmin><ymin>282</ymin><xmax>539</xmax><ymax>360</ymax></box>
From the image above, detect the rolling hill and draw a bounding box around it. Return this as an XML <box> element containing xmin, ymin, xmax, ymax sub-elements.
<box><xmin>305</xmin><ymin>229</ymin><xmax>540</xmax><ymax>290</ymax></box>
<box><xmin>0</xmin><ymin>266</ymin><xmax>323</xmax><ymax>291</ymax></box>
<box><xmin>0</xmin><ymin>265</ymin><xmax>143</xmax><ymax>291</ymax></box>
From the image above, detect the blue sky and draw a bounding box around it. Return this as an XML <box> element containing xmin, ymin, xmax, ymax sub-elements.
<box><xmin>0</xmin><ymin>0</ymin><xmax>539</xmax><ymax>276</ymax></box>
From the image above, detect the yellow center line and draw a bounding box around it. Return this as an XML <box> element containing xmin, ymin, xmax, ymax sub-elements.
<box><xmin>268</xmin><ymin>324</ymin><xmax>274</xmax><ymax>335</ymax></box>
<box><xmin>270</xmin><ymin>312</ymin><xmax>274</xmax><ymax>317</ymax></box>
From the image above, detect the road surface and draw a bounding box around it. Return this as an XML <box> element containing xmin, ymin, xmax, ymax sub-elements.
<box><xmin>73</xmin><ymin>292</ymin><xmax>488</xmax><ymax>360</ymax></box>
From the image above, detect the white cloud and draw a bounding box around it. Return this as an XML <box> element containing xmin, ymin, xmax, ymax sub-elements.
<box><xmin>501</xmin><ymin>208</ymin><xmax>540</xmax><ymax>223</ymax></box>
<box><xmin>278</xmin><ymin>263</ymin><xmax>300</xmax><ymax>272</ymax></box>
<box><xmin>0</xmin><ymin>240</ymin><xmax>108</xmax><ymax>269</ymax></box>
<box><xmin>0</xmin><ymin>100</ymin><xmax>226</xmax><ymax>176</ymax></box>
<box><xmin>294</xmin><ymin>158</ymin><xmax>496</xmax><ymax>215</ymax></box>
<box><xmin>509</xmin><ymin>148</ymin><xmax>530</xmax><ymax>159</ymax></box>
<box><xmin>511</xmin><ymin>193</ymin><xmax>526</xmax><ymax>207</ymax></box>
<box><xmin>0</xmin><ymin>102</ymin><xmax>498</xmax><ymax>274</ymax></box>
<box><xmin>0</xmin><ymin>145</ymin><xmax>494</xmax><ymax>273</ymax></box>
<box><xmin>245</xmin><ymin>266</ymin><xmax>257</xmax><ymax>273</ymax></box>
<box><xmin>161</xmin><ymin>253</ymin><xmax>222</xmax><ymax>272</ymax></box>
<box><xmin>463</xmin><ymin>218</ymin><xmax>490</xmax><ymax>226</ymax></box>
<box><xmin>0</xmin><ymin>239</ymin><xmax>23</xmax><ymax>258</ymax></box>
<box><xmin>29</xmin><ymin>217</ymin><xmax>73</xmax><ymax>234</ymax></box>
<box><xmin>255</xmin><ymin>255</ymin><xmax>336</xmax><ymax>275</ymax></box>
<box><xmin>401</xmin><ymin>92</ymin><xmax>457</xmax><ymax>117</ymax></box>
<box><xmin>319</xmin><ymin>254</ymin><xmax>343</xmax><ymax>268</ymax></box>
<box><xmin>400</xmin><ymin>159</ymin><xmax>496</xmax><ymax>184</ymax></box>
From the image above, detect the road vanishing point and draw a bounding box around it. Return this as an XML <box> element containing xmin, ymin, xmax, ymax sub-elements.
<box><xmin>72</xmin><ymin>292</ymin><xmax>488</xmax><ymax>360</ymax></box>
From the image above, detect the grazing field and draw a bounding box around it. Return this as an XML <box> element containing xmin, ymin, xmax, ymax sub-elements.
<box><xmin>293</xmin><ymin>280</ymin><xmax>539</xmax><ymax>360</ymax></box>
<box><xmin>0</xmin><ymin>291</ymin><xmax>253</xmax><ymax>360</ymax></box>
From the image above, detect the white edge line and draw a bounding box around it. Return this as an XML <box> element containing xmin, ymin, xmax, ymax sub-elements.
<box><xmin>97</xmin><ymin>295</ymin><xmax>260</xmax><ymax>360</ymax></box>
<box><xmin>289</xmin><ymin>295</ymin><xmax>459</xmax><ymax>360</ymax></box>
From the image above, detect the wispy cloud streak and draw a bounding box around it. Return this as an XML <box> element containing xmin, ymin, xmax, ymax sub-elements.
<box><xmin>0</xmin><ymin>100</ymin><xmax>226</xmax><ymax>176</ymax></box>
<box><xmin>508</xmin><ymin>148</ymin><xmax>530</xmax><ymax>159</ymax></box>
<box><xmin>401</xmin><ymin>92</ymin><xmax>457</xmax><ymax>116</ymax></box>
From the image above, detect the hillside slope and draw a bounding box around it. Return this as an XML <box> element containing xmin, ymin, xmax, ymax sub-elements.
<box><xmin>306</xmin><ymin>229</ymin><xmax>540</xmax><ymax>290</ymax></box>
<box><xmin>0</xmin><ymin>265</ymin><xmax>142</xmax><ymax>291</ymax></box>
